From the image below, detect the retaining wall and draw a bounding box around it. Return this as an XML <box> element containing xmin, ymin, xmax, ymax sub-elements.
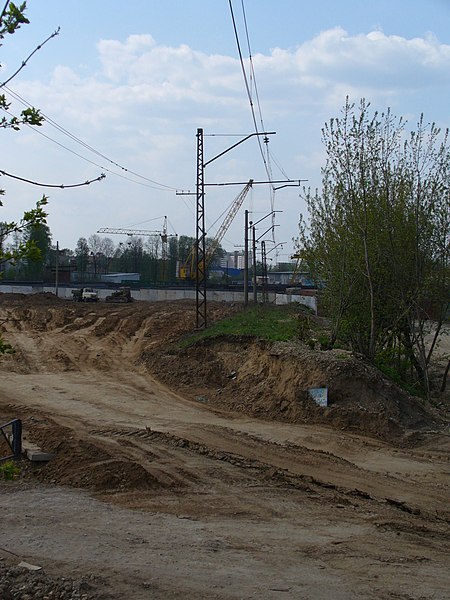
<box><xmin>0</xmin><ymin>284</ymin><xmax>316</xmax><ymax>313</ymax></box>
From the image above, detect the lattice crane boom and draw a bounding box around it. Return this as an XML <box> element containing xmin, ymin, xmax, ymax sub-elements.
<box><xmin>205</xmin><ymin>179</ymin><xmax>253</xmax><ymax>264</ymax></box>
<box><xmin>179</xmin><ymin>180</ymin><xmax>253</xmax><ymax>279</ymax></box>
<box><xmin>97</xmin><ymin>227</ymin><xmax>162</xmax><ymax>236</ymax></box>
<box><xmin>97</xmin><ymin>216</ymin><xmax>177</xmax><ymax>270</ymax></box>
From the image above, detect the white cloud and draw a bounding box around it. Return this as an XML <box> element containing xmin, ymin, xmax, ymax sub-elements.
<box><xmin>3</xmin><ymin>27</ymin><xmax>449</xmax><ymax>250</ymax></box>
<box><xmin>14</xmin><ymin>28</ymin><xmax>450</xmax><ymax>133</ymax></box>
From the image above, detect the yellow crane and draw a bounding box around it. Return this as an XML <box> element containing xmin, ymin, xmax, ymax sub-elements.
<box><xmin>179</xmin><ymin>180</ymin><xmax>253</xmax><ymax>279</ymax></box>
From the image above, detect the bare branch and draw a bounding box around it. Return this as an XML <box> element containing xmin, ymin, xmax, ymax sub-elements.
<box><xmin>1</xmin><ymin>27</ymin><xmax>60</xmax><ymax>87</ymax></box>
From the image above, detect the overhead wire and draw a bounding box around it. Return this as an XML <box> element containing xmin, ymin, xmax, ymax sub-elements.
<box><xmin>2</xmin><ymin>84</ymin><xmax>181</xmax><ymax>192</ymax></box>
<box><xmin>229</xmin><ymin>0</ymin><xmax>280</xmax><ymax>241</ymax></box>
<box><xmin>0</xmin><ymin>104</ymin><xmax>168</xmax><ymax>190</ymax></box>
<box><xmin>0</xmin><ymin>168</ymin><xmax>105</xmax><ymax>188</ymax></box>
<box><xmin>241</xmin><ymin>1</ymin><xmax>280</xmax><ymax>241</ymax></box>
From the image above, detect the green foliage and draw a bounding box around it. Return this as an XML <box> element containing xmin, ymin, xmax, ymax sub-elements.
<box><xmin>0</xmin><ymin>99</ymin><xmax>43</xmax><ymax>129</ymax></box>
<box><xmin>179</xmin><ymin>305</ymin><xmax>313</xmax><ymax>348</ymax></box>
<box><xmin>0</xmin><ymin>2</ymin><xmax>29</xmax><ymax>38</ymax></box>
<box><xmin>375</xmin><ymin>350</ymin><xmax>423</xmax><ymax>398</ymax></box>
<box><xmin>0</xmin><ymin>335</ymin><xmax>14</xmax><ymax>354</ymax></box>
<box><xmin>297</xmin><ymin>98</ymin><xmax>450</xmax><ymax>397</ymax></box>
<box><xmin>0</xmin><ymin>3</ymin><xmax>44</xmax><ymax>130</ymax></box>
<box><xmin>0</xmin><ymin>460</ymin><xmax>20</xmax><ymax>480</ymax></box>
<box><xmin>20</xmin><ymin>221</ymin><xmax>52</xmax><ymax>278</ymax></box>
<box><xmin>0</xmin><ymin>196</ymin><xmax>49</xmax><ymax>269</ymax></box>
<box><xmin>0</xmin><ymin>1</ymin><xmax>49</xmax><ymax>269</ymax></box>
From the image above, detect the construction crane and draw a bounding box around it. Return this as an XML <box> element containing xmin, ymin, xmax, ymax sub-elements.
<box><xmin>179</xmin><ymin>180</ymin><xmax>253</xmax><ymax>279</ymax></box>
<box><xmin>98</xmin><ymin>216</ymin><xmax>176</xmax><ymax>264</ymax></box>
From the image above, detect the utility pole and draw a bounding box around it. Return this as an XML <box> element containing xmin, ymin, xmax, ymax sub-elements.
<box><xmin>194</xmin><ymin>129</ymin><xmax>277</xmax><ymax>328</ymax></box>
<box><xmin>196</xmin><ymin>128</ymin><xmax>207</xmax><ymax>329</ymax></box>
<box><xmin>244</xmin><ymin>209</ymin><xmax>249</xmax><ymax>305</ymax></box>
<box><xmin>55</xmin><ymin>240</ymin><xmax>59</xmax><ymax>297</ymax></box>
<box><xmin>252</xmin><ymin>224</ymin><xmax>257</xmax><ymax>304</ymax></box>
<box><xmin>261</xmin><ymin>240</ymin><xmax>268</xmax><ymax>304</ymax></box>
<box><xmin>192</xmin><ymin>129</ymin><xmax>304</xmax><ymax>324</ymax></box>
<box><xmin>249</xmin><ymin>211</ymin><xmax>281</xmax><ymax>304</ymax></box>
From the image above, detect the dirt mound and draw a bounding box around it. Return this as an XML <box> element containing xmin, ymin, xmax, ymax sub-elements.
<box><xmin>17</xmin><ymin>416</ymin><xmax>170</xmax><ymax>493</ymax></box>
<box><xmin>0</xmin><ymin>293</ymin><xmax>441</xmax><ymax>443</ymax></box>
<box><xmin>0</xmin><ymin>291</ymin><xmax>66</xmax><ymax>306</ymax></box>
<box><xmin>142</xmin><ymin>336</ymin><xmax>436</xmax><ymax>443</ymax></box>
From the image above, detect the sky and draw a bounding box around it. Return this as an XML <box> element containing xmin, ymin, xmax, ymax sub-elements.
<box><xmin>1</xmin><ymin>0</ymin><xmax>449</xmax><ymax>262</ymax></box>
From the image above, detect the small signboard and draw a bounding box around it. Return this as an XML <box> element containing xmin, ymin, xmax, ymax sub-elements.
<box><xmin>308</xmin><ymin>387</ymin><xmax>328</xmax><ymax>407</ymax></box>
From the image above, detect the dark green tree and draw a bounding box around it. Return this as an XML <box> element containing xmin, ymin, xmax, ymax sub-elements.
<box><xmin>21</xmin><ymin>222</ymin><xmax>51</xmax><ymax>279</ymax></box>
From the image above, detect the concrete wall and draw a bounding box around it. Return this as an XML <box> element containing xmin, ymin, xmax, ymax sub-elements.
<box><xmin>0</xmin><ymin>284</ymin><xmax>316</xmax><ymax>312</ymax></box>
<box><xmin>275</xmin><ymin>292</ymin><xmax>317</xmax><ymax>313</ymax></box>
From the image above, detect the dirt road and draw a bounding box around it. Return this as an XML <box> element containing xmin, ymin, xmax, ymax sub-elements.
<box><xmin>0</xmin><ymin>295</ymin><xmax>448</xmax><ymax>599</ymax></box>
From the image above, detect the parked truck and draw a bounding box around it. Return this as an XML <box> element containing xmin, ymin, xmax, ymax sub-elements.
<box><xmin>72</xmin><ymin>288</ymin><xmax>99</xmax><ymax>302</ymax></box>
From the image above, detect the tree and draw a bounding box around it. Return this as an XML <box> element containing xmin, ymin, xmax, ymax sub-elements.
<box><xmin>0</xmin><ymin>2</ymin><xmax>49</xmax><ymax>272</ymax></box>
<box><xmin>21</xmin><ymin>222</ymin><xmax>51</xmax><ymax>279</ymax></box>
<box><xmin>75</xmin><ymin>237</ymin><xmax>89</xmax><ymax>282</ymax></box>
<box><xmin>87</xmin><ymin>234</ymin><xmax>116</xmax><ymax>275</ymax></box>
<box><xmin>297</xmin><ymin>98</ymin><xmax>449</xmax><ymax>397</ymax></box>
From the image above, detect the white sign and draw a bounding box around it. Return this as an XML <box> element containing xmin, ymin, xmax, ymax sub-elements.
<box><xmin>308</xmin><ymin>387</ymin><xmax>328</xmax><ymax>407</ymax></box>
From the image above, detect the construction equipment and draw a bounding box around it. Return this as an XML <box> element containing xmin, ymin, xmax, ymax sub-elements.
<box><xmin>290</xmin><ymin>253</ymin><xmax>304</xmax><ymax>285</ymax></box>
<box><xmin>72</xmin><ymin>288</ymin><xmax>99</xmax><ymax>302</ymax></box>
<box><xmin>179</xmin><ymin>180</ymin><xmax>253</xmax><ymax>279</ymax></box>
<box><xmin>105</xmin><ymin>287</ymin><xmax>133</xmax><ymax>303</ymax></box>
<box><xmin>98</xmin><ymin>216</ymin><xmax>177</xmax><ymax>278</ymax></box>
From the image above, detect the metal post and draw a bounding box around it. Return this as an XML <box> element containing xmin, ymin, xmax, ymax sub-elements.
<box><xmin>252</xmin><ymin>225</ymin><xmax>257</xmax><ymax>304</ymax></box>
<box><xmin>194</xmin><ymin>130</ymin><xmax>277</xmax><ymax>321</ymax></box>
<box><xmin>55</xmin><ymin>240</ymin><xmax>59</xmax><ymax>297</ymax></box>
<box><xmin>196</xmin><ymin>128</ymin><xmax>207</xmax><ymax>328</ymax></box>
<box><xmin>244</xmin><ymin>210</ymin><xmax>249</xmax><ymax>306</ymax></box>
<box><xmin>12</xmin><ymin>419</ymin><xmax>22</xmax><ymax>458</ymax></box>
<box><xmin>261</xmin><ymin>241</ymin><xmax>268</xmax><ymax>304</ymax></box>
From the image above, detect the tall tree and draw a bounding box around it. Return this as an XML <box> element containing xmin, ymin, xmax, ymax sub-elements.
<box><xmin>88</xmin><ymin>234</ymin><xmax>116</xmax><ymax>275</ymax></box>
<box><xmin>75</xmin><ymin>237</ymin><xmax>90</xmax><ymax>282</ymax></box>
<box><xmin>22</xmin><ymin>222</ymin><xmax>51</xmax><ymax>279</ymax></box>
<box><xmin>297</xmin><ymin>98</ymin><xmax>449</xmax><ymax>397</ymax></box>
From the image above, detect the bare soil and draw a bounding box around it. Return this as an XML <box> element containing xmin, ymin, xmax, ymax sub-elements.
<box><xmin>0</xmin><ymin>293</ymin><xmax>449</xmax><ymax>600</ymax></box>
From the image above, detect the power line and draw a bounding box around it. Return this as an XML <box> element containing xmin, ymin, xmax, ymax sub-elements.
<box><xmin>2</xmin><ymin>85</ymin><xmax>182</xmax><ymax>192</ymax></box>
<box><xmin>229</xmin><ymin>0</ymin><xmax>278</xmax><ymax>240</ymax></box>
<box><xmin>0</xmin><ymin>169</ymin><xmax>105</xmax><ymax>188</ymax></box>
<box><xmin>0</xmin><ymin>104</ymin><xmax>165</xmax><ymax>190</ymax></box>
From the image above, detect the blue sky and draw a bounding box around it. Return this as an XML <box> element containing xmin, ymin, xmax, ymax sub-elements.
<box><xmin>1</xmin><ymin>0</ymin><xmax>449</xmax><ymax>259</ymax></box>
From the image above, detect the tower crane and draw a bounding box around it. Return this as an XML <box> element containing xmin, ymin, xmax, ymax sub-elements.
<box><xmin>97</xmin><ymin>216</ymin><xmax>177</xmax><ymax>264</ymax></box>
<box><xmin>179</xmin><ymin>180</ymin><xmax>253</xmax><ymax>279</ymax></box>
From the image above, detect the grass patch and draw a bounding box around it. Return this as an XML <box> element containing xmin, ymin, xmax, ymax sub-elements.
<box><xmin>0</xmin><ymin>460</ymin><xmax>20</xmax><ymax>481</ymax></box>
<box><xmin>179</xmin><ymin>304</ymin><xmax>311</xmax><ymax>348</ymax></box>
